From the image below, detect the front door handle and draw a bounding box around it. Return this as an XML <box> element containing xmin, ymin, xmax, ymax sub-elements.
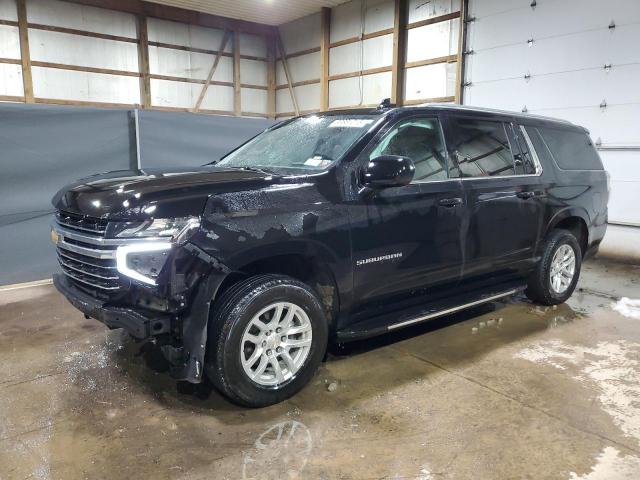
<box><xmin>516</xmin><ymin>191</ymin><xmax>536</xmax><ymax>199</ymax></box>
<box><xmin>439</xmin><ymin>197</ymin><xmax>463</xmax><ymax>208</ymax></box>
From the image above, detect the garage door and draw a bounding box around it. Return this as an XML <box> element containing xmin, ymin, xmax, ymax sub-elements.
<box><xmin>463</xmin><ymin>0</ymin><xmax>640</xmax><ymax>226</ymax></box>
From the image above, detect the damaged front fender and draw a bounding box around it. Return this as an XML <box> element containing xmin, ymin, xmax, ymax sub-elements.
<box><xmin>162</xmin><ymin>243</ymin><xmax>230</xmax><ymax>384</ymax></box>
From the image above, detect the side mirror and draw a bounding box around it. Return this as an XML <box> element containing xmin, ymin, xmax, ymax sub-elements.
<box><xmin>362</xmin><ymin>155</ymin><xmax>415</xmax><ymax>188</ymax></box>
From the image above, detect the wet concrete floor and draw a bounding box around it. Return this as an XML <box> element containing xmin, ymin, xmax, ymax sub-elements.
<box><xmin>1</xmin><ymin>258</ymin><xmax>640</xmax><ymax>479</ymax></box>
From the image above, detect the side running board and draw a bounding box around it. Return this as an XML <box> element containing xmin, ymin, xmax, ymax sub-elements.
<box><xmin>336</xmin><ymin>283</ymin><xmax>526</xmax><ymax>342</ymax></box>
<box><xmin>388</xmin><ymin>288</ymin><xmax>519</xmax><ymax>330</ymax></box>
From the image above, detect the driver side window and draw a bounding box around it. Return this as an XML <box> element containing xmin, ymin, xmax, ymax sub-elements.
<box><xmin>370</xmin><ymin>117</ymin><xmax>448</xmax><ymax>182</ymax></box>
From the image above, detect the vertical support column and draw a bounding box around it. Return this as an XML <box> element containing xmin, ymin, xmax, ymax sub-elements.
<box><xmin>277</xmin><ymin>31</ymin><xmax>299</xmax><ymax>116</ymax></box>
<box><xmin>233</xmin><ymin>28</ymin><xmax>242</xmax><ymax>116</ymax></box>
<box><xmin>136</xmin><ymin>15</ymin><xmax>151</xmax><ymax>108</ymax></box>
<box><xmin>266</xmin><ymin>32</ymin><xmax>276</xmax><ymax>119</ymax></box>
<box><xmin>16</xmin><ymin>0</ymin><xmax>34</xmax><ymax>103</ymax></box>
<box><xmin>391</xmin><ymin>0</ymin><xmax>407</xmax><ymax>106</ymax></box>
<box><xmin>320</xmin><ymin>7</ymin><xmax>331</xmax><ymax>111</ymax></box>
<box><xmin>455</xmin><ymin>0</ymin><xmax>467</xmax><ymax>104</ymax></box>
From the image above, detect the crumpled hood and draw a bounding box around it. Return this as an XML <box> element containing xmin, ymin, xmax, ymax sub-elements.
<box><xmin>52</xmin><ymin>166</ymin><xmax>277</xmax><ymax>220</ymax></box>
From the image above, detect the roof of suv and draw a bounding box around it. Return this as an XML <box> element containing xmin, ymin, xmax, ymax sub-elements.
<box><xmin>318</xmin><ymin>103</ymin><xmax>585</xmax><ymax>132</ymax></box>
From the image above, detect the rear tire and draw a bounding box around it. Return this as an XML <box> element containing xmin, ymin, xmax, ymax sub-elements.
<box><xmin>205</xmin><ymin>274</ymin><xmax>328</xmax><ymax>408</ymax></box>
<box><xmin>526</xmin><ymin>229</ymin><xmax>582</xmax><ymax>305</ymax></box>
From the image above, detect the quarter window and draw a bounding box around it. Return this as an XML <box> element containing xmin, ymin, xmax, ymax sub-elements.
<box><xmin>370</xmin><ymin>117</ymin><xmax>448</xmax><ymax>182</ymax></box>
<box><xmin>536</xmin><ymin>126</ymin><xmax>603</xmax><ymax>171</ymax></box>
<box><xmin>448</xmin><ymin>118</ymin><xmax>515</xmax><ymax>178</ymax></box>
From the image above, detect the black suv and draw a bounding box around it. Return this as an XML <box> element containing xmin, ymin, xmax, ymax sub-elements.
<box><xmin>51</xmin><ymin>103</ymin><xmax>609</xmax><ymax>407</ymax></box>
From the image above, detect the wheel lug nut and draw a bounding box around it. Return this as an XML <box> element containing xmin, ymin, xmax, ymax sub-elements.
<box><xmin>277</xmin><ymin>347</ymin><xmax>283</xmax><ymax>353</ymax></box>
<box><xmin>276</xmin><ymin>327</ymin><xmax>281</xmax><ymax>333</ymax></box>
<box><xmin>267</xmin><ymin>349</ymin><xmax>272</xmax><ymax>356</ymax></box>
<box><xmin>281</xmin><ymin>336</ymin><xmax>286</xmax><ymax>342</ymax></box>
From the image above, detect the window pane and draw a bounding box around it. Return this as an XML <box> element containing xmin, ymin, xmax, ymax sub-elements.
<box><xmin>449</xmin><ymin>118</ymin><xmax>515</xmax><ymax>177</ymax></box>
<box><xmin>370</xmin><ymin>117</ymin><xmax>447</xmax><ymax>182</ymax></box>
<box><xmin>536</xmin><ymin>127</ymin><xmax>603</xmax><ymax>170</ymax></box>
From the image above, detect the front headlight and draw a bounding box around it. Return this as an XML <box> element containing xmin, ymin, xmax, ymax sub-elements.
<box><xmin>115</xmin><ymin>216</ymin><xmax>200</xmax><ymax>285</ymax></box>
<box><xmin>116</xmin><ymin>216</ymin><xmax>200</xmax><ymax>243</ymax></box>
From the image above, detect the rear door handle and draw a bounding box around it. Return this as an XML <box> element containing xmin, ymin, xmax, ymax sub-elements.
<box><xmin>438</xmin><ymin>197</ymin><xmax>463</xmax><ymax>208</ymax></box>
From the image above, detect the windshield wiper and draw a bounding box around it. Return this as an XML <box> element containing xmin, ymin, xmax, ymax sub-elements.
<box><xmin>235</xmin><ymin>166</ymin><xmax>276</xmax><ymax>175</ymax></box>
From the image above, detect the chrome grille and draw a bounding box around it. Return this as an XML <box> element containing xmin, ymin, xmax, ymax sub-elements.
<box><xmin>54</xmin><ymin>213</ymin><xmax>121</xmax><ymax>293</ymax></box>
<box><xmin>56</xmin><ymin>210</ymin><xmax>108</xmax><ymax>235</ymax></box>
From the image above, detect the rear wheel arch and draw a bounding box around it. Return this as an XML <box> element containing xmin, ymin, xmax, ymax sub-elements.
<box><xmin>545</xmin><ymin>209</ymin><xmax>589</xmax><ymax>256</ymax></box>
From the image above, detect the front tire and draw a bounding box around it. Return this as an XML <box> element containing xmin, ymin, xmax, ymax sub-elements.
<box><xmin>526</xmin><ymin>229</ymin><xmax>582</xmax><ymax>305</ymax></box>
<box><xmin>206</xmin><ymin>274</ymin><xmax>328</xmax><ymax>408</ymax></box>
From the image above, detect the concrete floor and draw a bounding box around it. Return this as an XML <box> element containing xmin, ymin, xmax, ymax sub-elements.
<box><xmin>1</xmin><ymin>260</ymin><xmax>640</xmax><ymax>479</ymax></box>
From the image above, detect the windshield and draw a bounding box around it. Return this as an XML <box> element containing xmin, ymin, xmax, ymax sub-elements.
<box><xmin>216</xmin><ymin>114</ymin><xmax>379</xmax><ymax>172</ymax></box>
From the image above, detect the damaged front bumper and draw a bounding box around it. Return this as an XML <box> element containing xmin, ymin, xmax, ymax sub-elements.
<box><xmin>53</xmin><ymin>242</ymin><xmax>230</xmax><ymax>384</ymax></box>
<box><xmin>53</xmin><ymin>273</ymin><xmax>172</xmax><ymax>339</ymax></box>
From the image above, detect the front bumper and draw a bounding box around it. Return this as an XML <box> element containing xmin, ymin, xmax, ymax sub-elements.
<box><xmin>53</xmin><ymin>273</ymin><xmax>171</xmax><ymax>339</ymax></box>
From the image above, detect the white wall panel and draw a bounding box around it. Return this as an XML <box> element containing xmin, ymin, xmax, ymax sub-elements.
<box><xmin>32</xmin><ymin>67</ymin><xmax>140</xmax><ymax>104</ymax></box>
<box><xmin>27</xmin><ymin>0</ymin><xmax>137</xmax><ymax>39</ymax></box>
<box><xmin>0</xmin><ymin>0</ymin><xmax>17</xmax><ymax>21</ymax></box>
<box><xmin>405</xmin><ymin>62</ymin><xmax>456</xmax><ymax>101</ymax></box>
<box><xmin>408</xmin><ymin>0</ymin><xmax>458</xmax><ymax>24</ymax></box>
<box><xmin>277</xmin><ymin>51</ymin><xmax>320</xmax><ymax>85</ymax></box>
<box><xmin>151</xmin><ymin>78</ymin><xmax>194</xmax><ymax>108</ymax></box>
<box><xmin>362</xmin><ymin>34</ymin><xmax>393</xmax><ymax>69</ymax></box>
<box><xmin>329</xmin><ymin>42</ymin><xmax>360</xmax><ymax>76</ymax></box>
<box><xmin>469</xmin><ymin>25</ymin><xmax>640</xmax><ymax>83</ymax></box>
<box><xmin>147</xmin><ymin>18</ymin><xmax>231</xmax><ymax>53</ymax></box>
<box><xmin>276</xmin><ymin>88</ymin><xmax>293</xmax><ymax>114</ymax></box>
<box><xmin>469</xmin><ymin>0</ymin><xmax>640</xmax><ymax>41</ymax></box>
<box><xmin>150</xmin><ymin>78</ymin><xmax>211</xmax><ymax>109</ymax></box>
<box><xmin>364</xmin><ymin>0</ymin><xmax>394</xmax><ymax>34</ymax></box>
<box><xmin>0</xmin><ymin>24</ymin><xmax>20</xmax><ymax>59</ymax></box>
<box><xmin>29</xmin><ymin>29</ymin><xmax>139</xmax><ymax>71</ymax></box>
<box><xmin>295</xmin><ymin>83</ymin><xmax>320</xmax><ymax>111</ymax></box>
<box><xmin>239</xmin><ymin>33</ymin><xmax>266</xmax><ymax>58</ymax></box>
<box><xmin>407</xmin><ymin>19</ymin><xmax>459</xmax><ymax>62</ymax></box>
<box><xmin>149</xmin><ymin>46</ymin><xmax>233</xmax><ymax>82</ymax></box>
<box><xmin>331</xmin><ymin>1</ymin><xmax>362</xmax><ymax>43</ymax></box>
<box><xmin>329</xmin><ymin>35</ymin><xmax>391</xmax><ymax>75</ymax></box>
<box><xmin>329</xmin><ymin>71</ymin><xmax>391</xmax><ymax>108</ymax></box>
<box><xmin>466</xmin><ymin>65</ymin><xmax>640</xmax><ymax>111</ymax></box>
<box><xmin>276</xmin><ymin>83</ymin><xmax>320</xmax><ymax>113</ymax></box>
<box><xmin>279</xmin><ymin>12</ymin><xmax>320</xmax><ymax>54</ymax></box>
<box><xmin>200</xmin><ymin>85</ymin><xmax>234</xmax><ymax>112</ymax></box>
<box><xmin>240</xmin><ymin>58</ymin><xmax>267</xmax><ymax>86</ymax></box>
<box><xmin>241</xmin><ymin>88</ymin><xmax>267</xmax><ymax>114</ymax></box>
<box><xmin>0</xmin><ymin>62</ymin><xmax>23</xmax><ymax>96</ymax></box>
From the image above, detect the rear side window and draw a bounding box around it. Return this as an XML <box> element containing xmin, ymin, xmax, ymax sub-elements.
<box><xmin>536</xmin><ymin>127</ymin><xmax>603</xmax><ymax>170</ymax></box>
<box><xmin>448</xmin><ymin>118</ymin><xmax>515</xmax><ymax>177</ymax></box>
